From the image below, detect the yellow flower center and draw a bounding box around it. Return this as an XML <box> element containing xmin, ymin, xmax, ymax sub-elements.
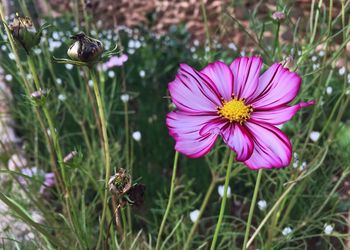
<box><xmin>217</xmin><ymin>97</ymin><xmax>253</xmax><ymax>124</ymax></box>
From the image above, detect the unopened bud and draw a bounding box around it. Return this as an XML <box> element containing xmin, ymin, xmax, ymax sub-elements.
<box><xmin>63</xmin><ymin>150</ymin><xmax>78</xmax><ymax>163</ymax></box>
<box><xmin>30</xmin><ymin>89</ymin><xmax>48</xmax><ymax>106</ymax></box>
<box><xmin>67</xmin><ymin>32</ymin><xmax>104</xmax><ymax>63</ymax></box>
<box><xmin>272</xmin><ymin>11</ymin><xmax>285</xmax><ymax>21</ymax></box>
<box><xmin>281</xmin><ymin>56</ymin><xmax>294</xmax><ymax>70</ymax></box>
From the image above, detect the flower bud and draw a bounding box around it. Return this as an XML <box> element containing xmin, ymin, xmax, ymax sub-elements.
<box><xmin>31</xmin><ymin>89</ymin><xmax>48</xmax><ymax>99</ymax></box>
<box><xmin>67</xmin><ymin>32</ymin><xmax>104</xmax><ymax>63</ymax></box>
<box><xmin>63</xmin><ymin>150</ymin><xmax>78</xmax><ymax>163</ymax></box>
<box><xmin>272</xmin><ymin>11</ymin><xmax>285</xmax><ymax>22</ymax></box>
<box><xmin>9</xmin><ymin>15</ymin><xmax>43</xmax><ymax>52</ymax></box>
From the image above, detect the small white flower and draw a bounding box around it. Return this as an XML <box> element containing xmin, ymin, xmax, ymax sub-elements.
<box><xmin>190</xmin><ymin>47</ymin><xmax>196</xmax><ymax>53</ymax></box>
<box><xmin>292</xmin><ymin>160</ymin><xmax>299</xmax><ymax>169</ymax></box>
<box><xmin>88</xmin><ymin>79</ymin><xmax>94</xmax><ymax>87</ymax></box>
<box><xmin>56</xmin><ymin>78</ymin><xmax>63</xmax><ymax>85</ymax></box>
<box><xmin>73</xmin><ymin>26</ymin><xmax>79</xmax><ymax>33</ymax></box>
<box><xmin>128</xmin><ymin>48</ymin><xmax>135</xmax><ymax>55</ymax></box>
<box><xmin>300</xmin><ymin>161</ymin><xmax>307</xmax><ymax>171</ymax></box>
<box><xmin>319</xmin><ymin>50</ymin><xmax>325</xmax><ymax>57</ymax></box>
<box><xmin>293</xmin><ymin>152</ymin><xmax>298</xmax><ymax>159</ymax></box>
<box><xmin>192</xmin><ymin>54</ymin><xmax>198</xmax><ymax>60</ymax></box>
<box><xmin>65</xmin><ymin>64</ymin><xmax>73</xmax><ymax>70</ymax></box>
<box><xmin>134</xmin><ymin>40</ymin><xmax>141</xmax><ymax>49</ymax></box>
<box><xmin>339</xmin><ymin>66</ymin><xmax>346</xmax><ymax>76</ymax></box>
<box><xmin>132</xmin><ymin>131</ymin><xmax>142</xmax><ymax>142</ymax></box>
<box><xmin>27</xmin><ymin>73</ymin><xmax>33</xmax><ymax>80</ymax></box>
<box><xmin>58</xmin><ymin>94</ymin><xmax>66</xmax><ymax>101</ymax></box>
<box><xmin>310</xmin><ymin>131</ymin><xmax>320</xmax><ymax>142</ymax></box>
<box><xmin>1</xmin><ymin>45</ymin><xmax>7</xmax><ymax>51</ymax></box>
<box><xmin>52</xmin><ymin>31</ymin><xmax>60</xmax><ymax>40</ymax></box>
<box><xmin>218</xmin><ymin>185</ymin><xmax>231</xmax><ymax>198</ymax></box>
<box><xmin>282</xmin><ymin>227</ymin><xmax>293</xmax><ymax>236</ymax></box>
<box><xmin>128</xmin><ymin>40</ymin><xmax>136</xmax><ymax>48</ymax></box>
<box><xmin>257</xmin><ymin>200</ymin><xmax>267</xmax><ymax>211</ymax></box>
<box><xmin>346</xmin><ymin>89</ymin><xmax>350</xmax><ymax>95</ymax></box>
<box><xmin>228</xmin><ymin>42</ymin><xmax>237</xmax><ymax>51</ymax></box>
<box><xmin>9</xmin><ymin>52</ymin><xmax>15</xmax><ymax>60</ymax></box>
<box><xmin>5</xmin><ymin>74</ymin><xmax>13</xmax><ymax>81</ymax></box>
<box><xmin>240</xmin><ymin>50</ymin><xmax>246</xmax><ymax>56</ymax></box>
<box><xmin>108</xmin><ymin>70</ymin><xmax>115</xmax><ymax>78</ymax></box>
<box><xmin>139</xmin><ymin>70</ymin><xmax>146</xmax><ymax>78</ymax></box>
<box><xmin>312</xmin><ymin>63</ymin><xmax>320</xmax><ymax>70</ymax></box>
<box><xmin>311</xmin><ymin>56</ymin><xmax>317</xmax><ymax>62</ymax></box>
<box><xmin>189</xmin><ymin>209</ymin><xmax>200</xmax><ymax>223</ymax></box>
<box><xmin>326</xmin><ymin>86</ymin><xmax>333</xmax><ymax>95</ymax></box>
<box><xmin>324</xmin><ymin>224</ymin><xmax>333</xmax><ymax>235</ymax></box>
<box><xmin>193</xmin><ymin>40</ymin><xmax>199</xmax><ymax>47</ymax></box>
<box><xmin>120</xmin><ymin>94</ymin><xmax>130</xmax><ymax>103</ymax></box>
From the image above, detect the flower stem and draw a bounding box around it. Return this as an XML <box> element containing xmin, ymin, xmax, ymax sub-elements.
<box><xmin>242</xmin><ymin>169</ymin><xmax>263</xmax><ymax>250</ymax></box>
<box><xmin>155</xmin><ymin>151</ymin><xmax>179</xmax><ymax>250</ymax></box>
<box><xmin>184</xmin><ymin>178</ymin><xmax>216</xmax><ymax>250</ymax></box>
<box><xmin>210</xmin><ymin>151</ymin><xmax>235</xmax><ymax>250</ymax></box>
<box><xmin>91</xmin><ymin>69</ymin><xmax>112</xmax><ymax>249</ymax></box>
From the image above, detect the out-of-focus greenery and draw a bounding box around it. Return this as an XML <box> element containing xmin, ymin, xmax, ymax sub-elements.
<box><xmin>1</xmin><ymin>1</ymin><xmax>350</xmax><ymax>249</ymax></box>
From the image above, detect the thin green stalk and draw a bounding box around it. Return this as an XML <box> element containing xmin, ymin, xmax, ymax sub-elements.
<box><xmin>92</xmin><ymin>69</ymin><xmax>112</xmax><ymax>250</ymax></box>
<box><xmin>246</xmin><ymin>182</ymin><xmax>296</xmax><ymax>248</ymax></box>
<box><xmin>184</xmin><ymin>178</ymin><xmax>216</xmax><ymax>250</ymax></box>
<box><xmin>273</xmin><ymin>22</ymin><xmax>280</xmax><ymax>59</ymax></box>
<box><xmin>210</xmin><ymin>151</ymin><xmax>235</xmax><ymax>250</ymax></box>
<box><xmin>123</xmin><ymin>101</ymin><xmax>132</xmax><ymax>233</ymax></box>
<box><xmin>155</xmin><ymin>151</ymin><xmax>180</xmax><ymax>250</ymax></box>
<box><xmin>242</xmin><ymin>169</ymin><xmax>263</xmax><ymax>250</ymax></box>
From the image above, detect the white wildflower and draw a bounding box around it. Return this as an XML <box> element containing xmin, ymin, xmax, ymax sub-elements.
<box><xmin>326</xmin><ymin>86</ymin><xmax>333</xmax><ymax>95</ymax></box>
<box><xmin>310</xmin><ymin>131</ymin><xmax>320</xmax><ymax>142</ymax></box>
<box><xmin>218</xmin><ymin>185</ymin><xmax>231</xmax><ymax>198</ymax></box>
<box><xmin>132</xmin><ymin>131</ymin><xmax>142</xmax><ymax>142</ymax></box>
<box><xmin>139</xmin><ymin>70</ymin><xmax>146</xmax><ymax>78</ymax></box>
<box><xmin>108</xmin><ymin>70</ymin><xmax>115</xmax><ymax>78</ymax></box>
<box><xmin>257</xmin><ymin>200</ymin><xmax>267</xmax><ymax>211</ymax></box>
<box><xmin>189</xmin><ymin>209</ymin><xmax>200</xmax><ymax>223</ymax></box>
<box><xmin>5</xmin><ymin>74</ymin><xmax>13</xmax><ymax>81</ymax></box>
<box><xmin>120</xmin><ymin>94</ymin><xmax>130</xmax><ymax>103</ymax></box>
<box><xmin>65</xmin><ymin>64</ymin><xmax>73</xmax><ymax>70</ymax></box>
<box><xmin>339</xmin><ymin>66</ymin><xmax>346</xmax><ymax>76</ymax></box>
<box><xmin>282</xmin><ymin>227</ymin><xmax>293</xmax><ymax>236</ymax></box>
<box><xmin>324</xmin><ymin>224</ymin><xmax>333</xmax><ymax>235</ymax></box>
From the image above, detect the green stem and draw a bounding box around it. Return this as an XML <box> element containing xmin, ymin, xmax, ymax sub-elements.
<box><xmin>123</xmin><ymin>101</ymin><xmax>132</xmax><ymax>234</ymax></box>
<box><xmin>242</xmin><ymin>169</ymin><xmax>263</xmax><ymax>250</ymax></box>
<box><xmin>155</xmin><ymin>151</ymin><xmax>180</xmax><ymax>250</ymax></box>
<box><xmin>184</xmin><ymin>178</ymin><xmax>216</xmax><ymax>250</ymax></box>
<box><xmin>210</xmin><ymin>151</ymin><xmax>235</xmax><ymax>250</ymax></box>
<box><xmin>273</xmin><ymin>22</ymin><xmax>280</xmax><ymax>59</ymax></box>
<box><xmin>92</xmin><ymin>69</ymin><xmax>112</xmax><ymax>249</ymax></box>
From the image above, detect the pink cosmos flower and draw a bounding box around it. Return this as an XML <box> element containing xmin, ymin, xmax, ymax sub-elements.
<box><xmin>166</xmin><ymin>56</ymin><xmax>314</xmax><ymax>169</ymax></box>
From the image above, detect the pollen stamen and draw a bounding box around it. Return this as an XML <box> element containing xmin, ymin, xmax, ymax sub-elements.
<box><xmin>217</xmin><ymin>97</ymin><xmax>253</xmax><ymax>124</ymax></box>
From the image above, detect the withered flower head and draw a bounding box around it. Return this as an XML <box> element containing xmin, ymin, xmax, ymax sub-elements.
<box><xmin>9</xmin><ymin>15</ymin><xmax>47</xmax><ymax>53</ymax></box>
<box><xmin>67</xmin><ymin>32</ymin><xmax>104</xmax><ymax>63</ymax></box>
<box><xmin>281</xmin><ymin>56</ymin><xmax>295</xmax><ymax>70</ymax></box>
<box><xmin>108</xmin><ymin>168</ymin><xmax>132</xmax><ymax>197</ymax></box>
<box><xmin>30</xmin><ymin>89</ymin><xmax>49</xmax><ymax>106</ymax></box>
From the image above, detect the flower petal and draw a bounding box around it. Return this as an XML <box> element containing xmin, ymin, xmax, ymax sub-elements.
<box><xmin>166</xmin><ymin>111</ymin><xmax>218</xmax><ymax>158</ymax></box>
<box><xmin>251</xmin><ymin>101</ymin><xmax>315</xmax><ymax>125</ymax></box>
<box><xmin>229</xmin><ymin>56</ymin><xmax>263</xmax><ymax>102</ymax></box>
<box><xmin>169</xmin><ymin>64</ymin><xmax>221</xmax><ymax>113</ymax></box>
<box><xmin>244</xmin><ymin>121</ymin><xmax>292</xmax><ymax>169</ymax></box>
<box><xmin>251</xmin><ymin>63</ymin><xmax>302</xmax><ymax>109</ymax></box>
<box><xmin>201</xmin><ymin>61</ymin><xmax>233</xmax><ymax>100</ymax></box>
<box><xmin>221</xmin><ymin>123</ymin><xmax>254</xmax><ymax>161</ymax></box>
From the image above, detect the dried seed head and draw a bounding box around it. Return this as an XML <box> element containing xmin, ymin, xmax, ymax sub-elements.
<box><xmin>9</xmin><ymin>15</ymin><xmax>43</xmax><ymax>52</ymax></box>
<box><xmin>67</xmin><ymin>32</ymin><xmax>104</xmax><ymax>63</ymax></box>
<box><xmin>108</xmin><ymin>168</ymin><xmax>132</xmax><ymax>196</ymax></box>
